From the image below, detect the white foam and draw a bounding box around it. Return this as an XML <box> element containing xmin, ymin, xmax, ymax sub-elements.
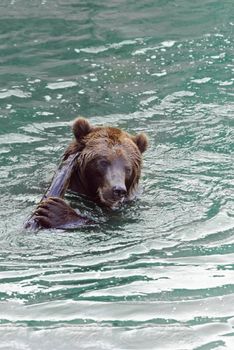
<box><xmin>0</xmin><ymin>89</ymin><xmax>31</xmax><ymax>99</ymax></box>
<box><xmin>191</xmin><ymin>77</ymin><xmax>211</xmax><ymax>84</ymax></box>
<box><xmin>75</xmin><ymin>39</ymin><xmax>138</xmax><ymax>55</ymax></box>
<box><xmin>132</xmin><ymin>40</ymin><xmax>175</xmax><ymax>55</ymax></box>
<box><xmin>46</xmin><ymin>81</ymin><xmax>77</xmax><ymax>90</ymax></box>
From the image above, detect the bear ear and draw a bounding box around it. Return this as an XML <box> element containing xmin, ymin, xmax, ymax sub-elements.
<box><xmin>72</xmin><ymin>117</ymin><xmax>92</xmax><ymax>141</ymax></box>
<box><xmin>132</xmin><ymin>133</ymin><xmax>148</xmax><ymax>153</ymax></box>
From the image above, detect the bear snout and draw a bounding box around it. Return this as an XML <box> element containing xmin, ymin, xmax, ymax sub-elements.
<box><xmin>112</xmin><ymin>185</ymin><xmax>127</xmax><ymax>199</ymax></box>
<box><xmin>97</xmin><ymin>183</ymin><xmax>127</xmax><ymax>209</ymax></box>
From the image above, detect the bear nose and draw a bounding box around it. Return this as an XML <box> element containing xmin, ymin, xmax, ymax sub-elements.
<box><xmin>112</xmin><ymin>186</ymin><xmax>127</xmax><ymax>198</ymax></box>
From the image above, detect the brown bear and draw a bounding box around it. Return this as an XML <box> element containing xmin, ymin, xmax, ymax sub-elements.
<box><xmin>34</xmin><ymin>118</ymin><xmax>148</xmax><ymax>228</ymax></box>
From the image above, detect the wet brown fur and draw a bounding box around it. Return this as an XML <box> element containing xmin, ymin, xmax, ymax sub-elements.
<box><xmin>32</xmin><ymin>118</ymin><xmax>148</xmax><ymax>229</ymax></box>
<box><xmin>64</xmin><ymin>118</ymin><xmax>148</xmax><ymax>204</ymax></box>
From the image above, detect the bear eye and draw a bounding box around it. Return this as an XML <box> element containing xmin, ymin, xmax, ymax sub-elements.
<box><xmin>125</xmin><ymin>166</ymin><xmax>132</xmax><ymax>176</ymax></box>
<box><xmin>98</xmin><ymin>160</ymin><xmax>109</xmax><ymax>168</ymax></box>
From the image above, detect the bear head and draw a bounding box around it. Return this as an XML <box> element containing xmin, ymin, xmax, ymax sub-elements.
<box><xmin>65</xmin><ymin>118</ymin><xmax>148</xmax><ymax>209</ymax></box>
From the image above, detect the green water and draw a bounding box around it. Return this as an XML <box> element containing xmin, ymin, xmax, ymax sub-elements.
<box><xmin>0</xmin><ymin>1</ymin><xmax>234</xmax><ymax>349</ymax></box>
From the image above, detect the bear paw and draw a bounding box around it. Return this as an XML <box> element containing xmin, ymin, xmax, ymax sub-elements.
<box><xmin>34</xmin><ymin>197</ymin><xmax>89</xmax><ymax>229</ymax></box>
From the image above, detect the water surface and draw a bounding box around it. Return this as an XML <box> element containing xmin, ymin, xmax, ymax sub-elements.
<box><xmin>0</xmin><ymin>1</ymin><xmax>234</xmax><ymax>349</ymax></box>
